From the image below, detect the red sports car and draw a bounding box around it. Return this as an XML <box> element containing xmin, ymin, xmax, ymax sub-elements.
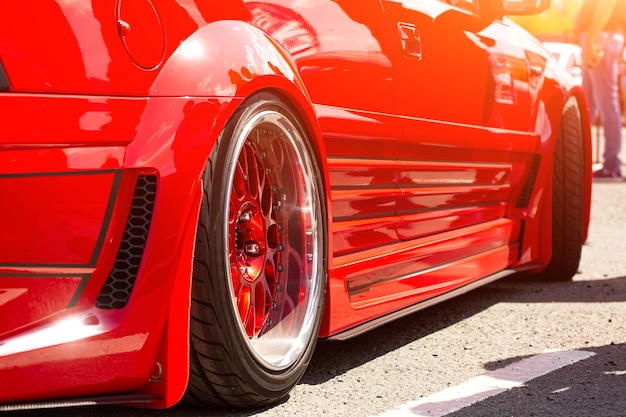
<box><xmin>0</xmin><ymin>0</ymin><xmax>591</xmax><ymax>411</ymax></box>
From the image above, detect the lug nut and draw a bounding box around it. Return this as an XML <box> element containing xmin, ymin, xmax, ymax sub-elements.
<box><xmin>239</xmin><ymin>209</ymin><xmax>253</xmax><ymax>223</ymax></box>
<box><xmin>244</xmin><ymin>242</ymin><xmax>260</xmax><ymax>256</ymax></box>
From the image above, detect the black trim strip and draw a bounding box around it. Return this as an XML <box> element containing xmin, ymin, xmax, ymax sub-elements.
<box><xmin>331</xmin><ymin>181</ymin><xmax>511</xmax><ymax>192</ymax></box>
<box><xmin>398</xmin><ymin>158</ymin><xmax>514</xmax><ymax>166</ymax></box>
<box><xmin>0</xmin><ymin>272</ymin><xmax>87</xmax><ymax>277</ymax></box>
<box><xmin>89</xmin><ymin>170</ymin><xmax>122</xmax><ymax>266</ymax></box>
<box><xmin>0</xmin><ymin>169</ymin><xmax>118</xmax><ymax>179</ymax></box>
<box><xmin>67</xmin><ymin>275</ymin><xmax>91</xmax><ymax>308</ymax></box>
<box><xmin>326</xmin><ymin>155</ymin><xmax>513</xmax><ymax>166</ymax></box>
<box><xmin>400</xmin><ymin>181</ymin><xmax>511</xmax><ymax>189</ymax></box>
<box><xmin>395</xmin><ymin>201</ymin><xmax>503</xmax><ymax>217</ymax></box>
<box><xmin>0</xmin><ymin>263</ymin><xmax>91</xmax><ymax>268</ymax></box>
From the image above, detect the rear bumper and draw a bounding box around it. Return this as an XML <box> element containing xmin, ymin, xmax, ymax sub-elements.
<box><xmin>0</xmin><ymin>92</ymin><xmax>216</xmax><ymax>405</ymax></box>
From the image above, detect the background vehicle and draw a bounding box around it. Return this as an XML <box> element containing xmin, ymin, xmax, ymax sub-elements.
<box><xmin>544</xmin><ymin>41</ymin><xmax>584</xmax><ymax>85</ymax></box>
<box><xmin>0</xmin><ymin>0</ymin><xmax>591</xmax><ymax>411</ymax></box>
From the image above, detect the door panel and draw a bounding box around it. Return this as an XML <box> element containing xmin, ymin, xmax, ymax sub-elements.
<box><xmin>327</xmin><ymin>0</ymin><xmax>539</xmax><ymax>308</ymax></box>
<box><xmin>383</xmin><ymin>0</ymin><xmax>532</xmax><ymax>128</ymax></box>
<box><xmin>382</xmin><ymin>0</ymin><xmax>534</xmax><ymax>243</ymax></box>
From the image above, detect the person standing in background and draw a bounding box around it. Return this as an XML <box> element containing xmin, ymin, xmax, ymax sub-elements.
<box><xmin>577</xmin><ymin>0</ymin><xmax>626</xmax><ymax>180</ymax></box>
<box><xmin>619</xmin><ymin>49</ymin><xmax>626</xmax><ymax>125</ymax></box>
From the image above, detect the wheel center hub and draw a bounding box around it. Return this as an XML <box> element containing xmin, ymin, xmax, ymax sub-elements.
<box><xmin>235</xmin><ymin>204</ymin><xmax>266</xmax><ymax>280</ymax></box>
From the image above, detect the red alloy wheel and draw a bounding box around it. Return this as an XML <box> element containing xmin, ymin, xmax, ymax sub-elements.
<box><xmin>223</xmin><ymin>106</ymin><xmax>323</xmax><ymax>370</ymax></box>
<box><xmin>187</xmin><ymin>94</ymin><xmax>326</xmax><ymax>407</ymax></box>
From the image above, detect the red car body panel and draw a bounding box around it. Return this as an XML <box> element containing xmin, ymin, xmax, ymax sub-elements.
<box><xmin>0</xmin><ymin>0</ymin><xmax>591</xmax><ymax>410</ymax></box>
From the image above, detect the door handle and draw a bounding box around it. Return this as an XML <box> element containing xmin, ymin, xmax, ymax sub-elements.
<box><xmin>398</xmin><ymin>22</ymin><xmax>423</xmax><ymax>60</ymax></box>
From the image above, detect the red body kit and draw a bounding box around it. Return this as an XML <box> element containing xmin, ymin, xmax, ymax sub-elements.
<box><xmin>0</xmin><ymin>0</ymin><xmax>591</xmax><ymax>410</ymax></box>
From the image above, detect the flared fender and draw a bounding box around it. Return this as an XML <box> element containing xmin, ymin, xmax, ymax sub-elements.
<box><xmin>149</xmin><ymin>18</ymin><xmax>325</xmax><ymax>141</ymax></box>
<box><xmin>122</xmin><ymin>20</ymin><xmax>330</xmax><ymax>408</ymax></box>
<box><xmin>135</xmin><ymin>19</ymin><xmax>329</xmax><ymax>208</ymax></box>
<box><xmin>515</xmin><ymin>80</ymin><xmax>592</xmax><ymax>271</ymax></box>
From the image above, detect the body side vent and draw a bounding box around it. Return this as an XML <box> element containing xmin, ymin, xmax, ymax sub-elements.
<box><xmin>96</xmin><ymin>175</ymin><xmax>157</xmax><ymax>309</ymax></box>
<box><xmin>516</xmin><ymin>155</ymin><xmax>541</xmax><ymax>208</ymax></box>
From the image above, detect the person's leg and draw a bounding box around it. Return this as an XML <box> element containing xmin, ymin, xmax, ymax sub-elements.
<box><xmin>620</xmin><ymin>73</ymin><xmax>626</xmax><ymax>124</ymax></box>
<box><xmin>589</xmin><ymin>33</ymin><xmax>623</xmax><ymax>174</ymax></box>
<box><xmin>581</xmin><ymin>35</ymin><xmax>597</xmax><ymax>122</ymax></box>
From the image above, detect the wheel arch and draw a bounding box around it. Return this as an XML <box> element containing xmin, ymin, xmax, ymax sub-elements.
<box><xmin>520</xmin><ymin>82</ymin><xmax>592</xmax><ymax>273</ymax></box>
<box><xmin>147</xmin><ymin>18</ymin><xmax>331</xmax><ymax>221</ymax></box>
<box><xmin>127</xmin><ymin>20</ymin><xmax>331</xmax><ymax>408</ymax></box>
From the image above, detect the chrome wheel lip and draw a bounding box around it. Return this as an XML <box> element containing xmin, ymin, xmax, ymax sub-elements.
<box><xmin>223</xmin><ymin>108</ymin><xmax>323</xmax><ymax>371</ymax></box>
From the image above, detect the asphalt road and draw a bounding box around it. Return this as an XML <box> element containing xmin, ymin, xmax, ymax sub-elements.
<box><xmin>7</xmin><ymin>180</ymin><xmax>626</xmax><ymax>417</ymax></box>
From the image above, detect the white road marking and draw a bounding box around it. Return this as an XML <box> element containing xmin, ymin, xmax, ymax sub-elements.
<box><xmin>374</xmin><ymin>349</ymin><xmax>595</xmax><ymax>417</ymax></box>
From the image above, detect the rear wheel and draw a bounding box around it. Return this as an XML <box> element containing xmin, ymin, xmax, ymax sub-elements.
<box><xmin>535</xmin><ymin>97</ymin><xmax>585</xmax><ymax>281</ymax></box>
<box><xmin>185</xmin><ymin>92</ymin><xmax>327</xmax><ymax>408</ymax></box>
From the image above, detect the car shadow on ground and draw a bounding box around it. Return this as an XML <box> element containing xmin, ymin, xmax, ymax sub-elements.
<box><xmin>302</xmin><ymin>273</ymin><xmax>626</xmax><ymax>386</ymax></box>
<box><xmin>445</xmin><ymin>341</ymin><xmax>626</xmax><ymax>417</ymax></box>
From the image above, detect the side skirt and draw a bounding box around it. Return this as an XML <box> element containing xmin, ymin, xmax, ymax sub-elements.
<box><xmin>0</xmin><ymin>394</ymin><xmax>160</xmax><ymax>412</ymax></box>
<box><xmin>326</xmin><ymin>264</ymin><xmax>541</xmax><ymax>341</ymax></box>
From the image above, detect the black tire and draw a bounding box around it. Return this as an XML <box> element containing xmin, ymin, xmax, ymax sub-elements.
<box><xmin>534</xmin><ymin>97</ymin><xmax>585</xmax><ymax>281</ymax></box>
<box><xmin>185</xmin><ymin>92</ymin><xmax>327</xmax><ymax>408</ymax></box>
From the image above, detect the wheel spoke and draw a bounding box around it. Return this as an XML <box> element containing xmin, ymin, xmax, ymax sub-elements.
<box><xmin>223</xmin><ymin>105</ymin><xmax>324</xmax><ymax>370</ymax></box>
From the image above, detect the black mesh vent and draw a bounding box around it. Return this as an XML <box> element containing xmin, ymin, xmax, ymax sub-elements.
<box><xmin>516</xmin><ymin>155</ymin><xmax>541</xmax><ymax>208</ymax></box>
<box><xmin>96</xmin><ymin>175</ymin><xmax>157</xmax><ymax>309</ymax></box>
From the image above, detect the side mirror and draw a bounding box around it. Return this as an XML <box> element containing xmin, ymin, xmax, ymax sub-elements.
<box><xmin>480</xmin><ymin>0</ymin><xmax>551</xmax><ymax>17</ymax></box>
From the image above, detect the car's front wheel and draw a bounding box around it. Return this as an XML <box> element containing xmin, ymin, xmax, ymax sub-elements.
<box><xmin>185</xmin><ymin>92</ymin><xmax>327</xmax><ymax>408</ymax></box>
